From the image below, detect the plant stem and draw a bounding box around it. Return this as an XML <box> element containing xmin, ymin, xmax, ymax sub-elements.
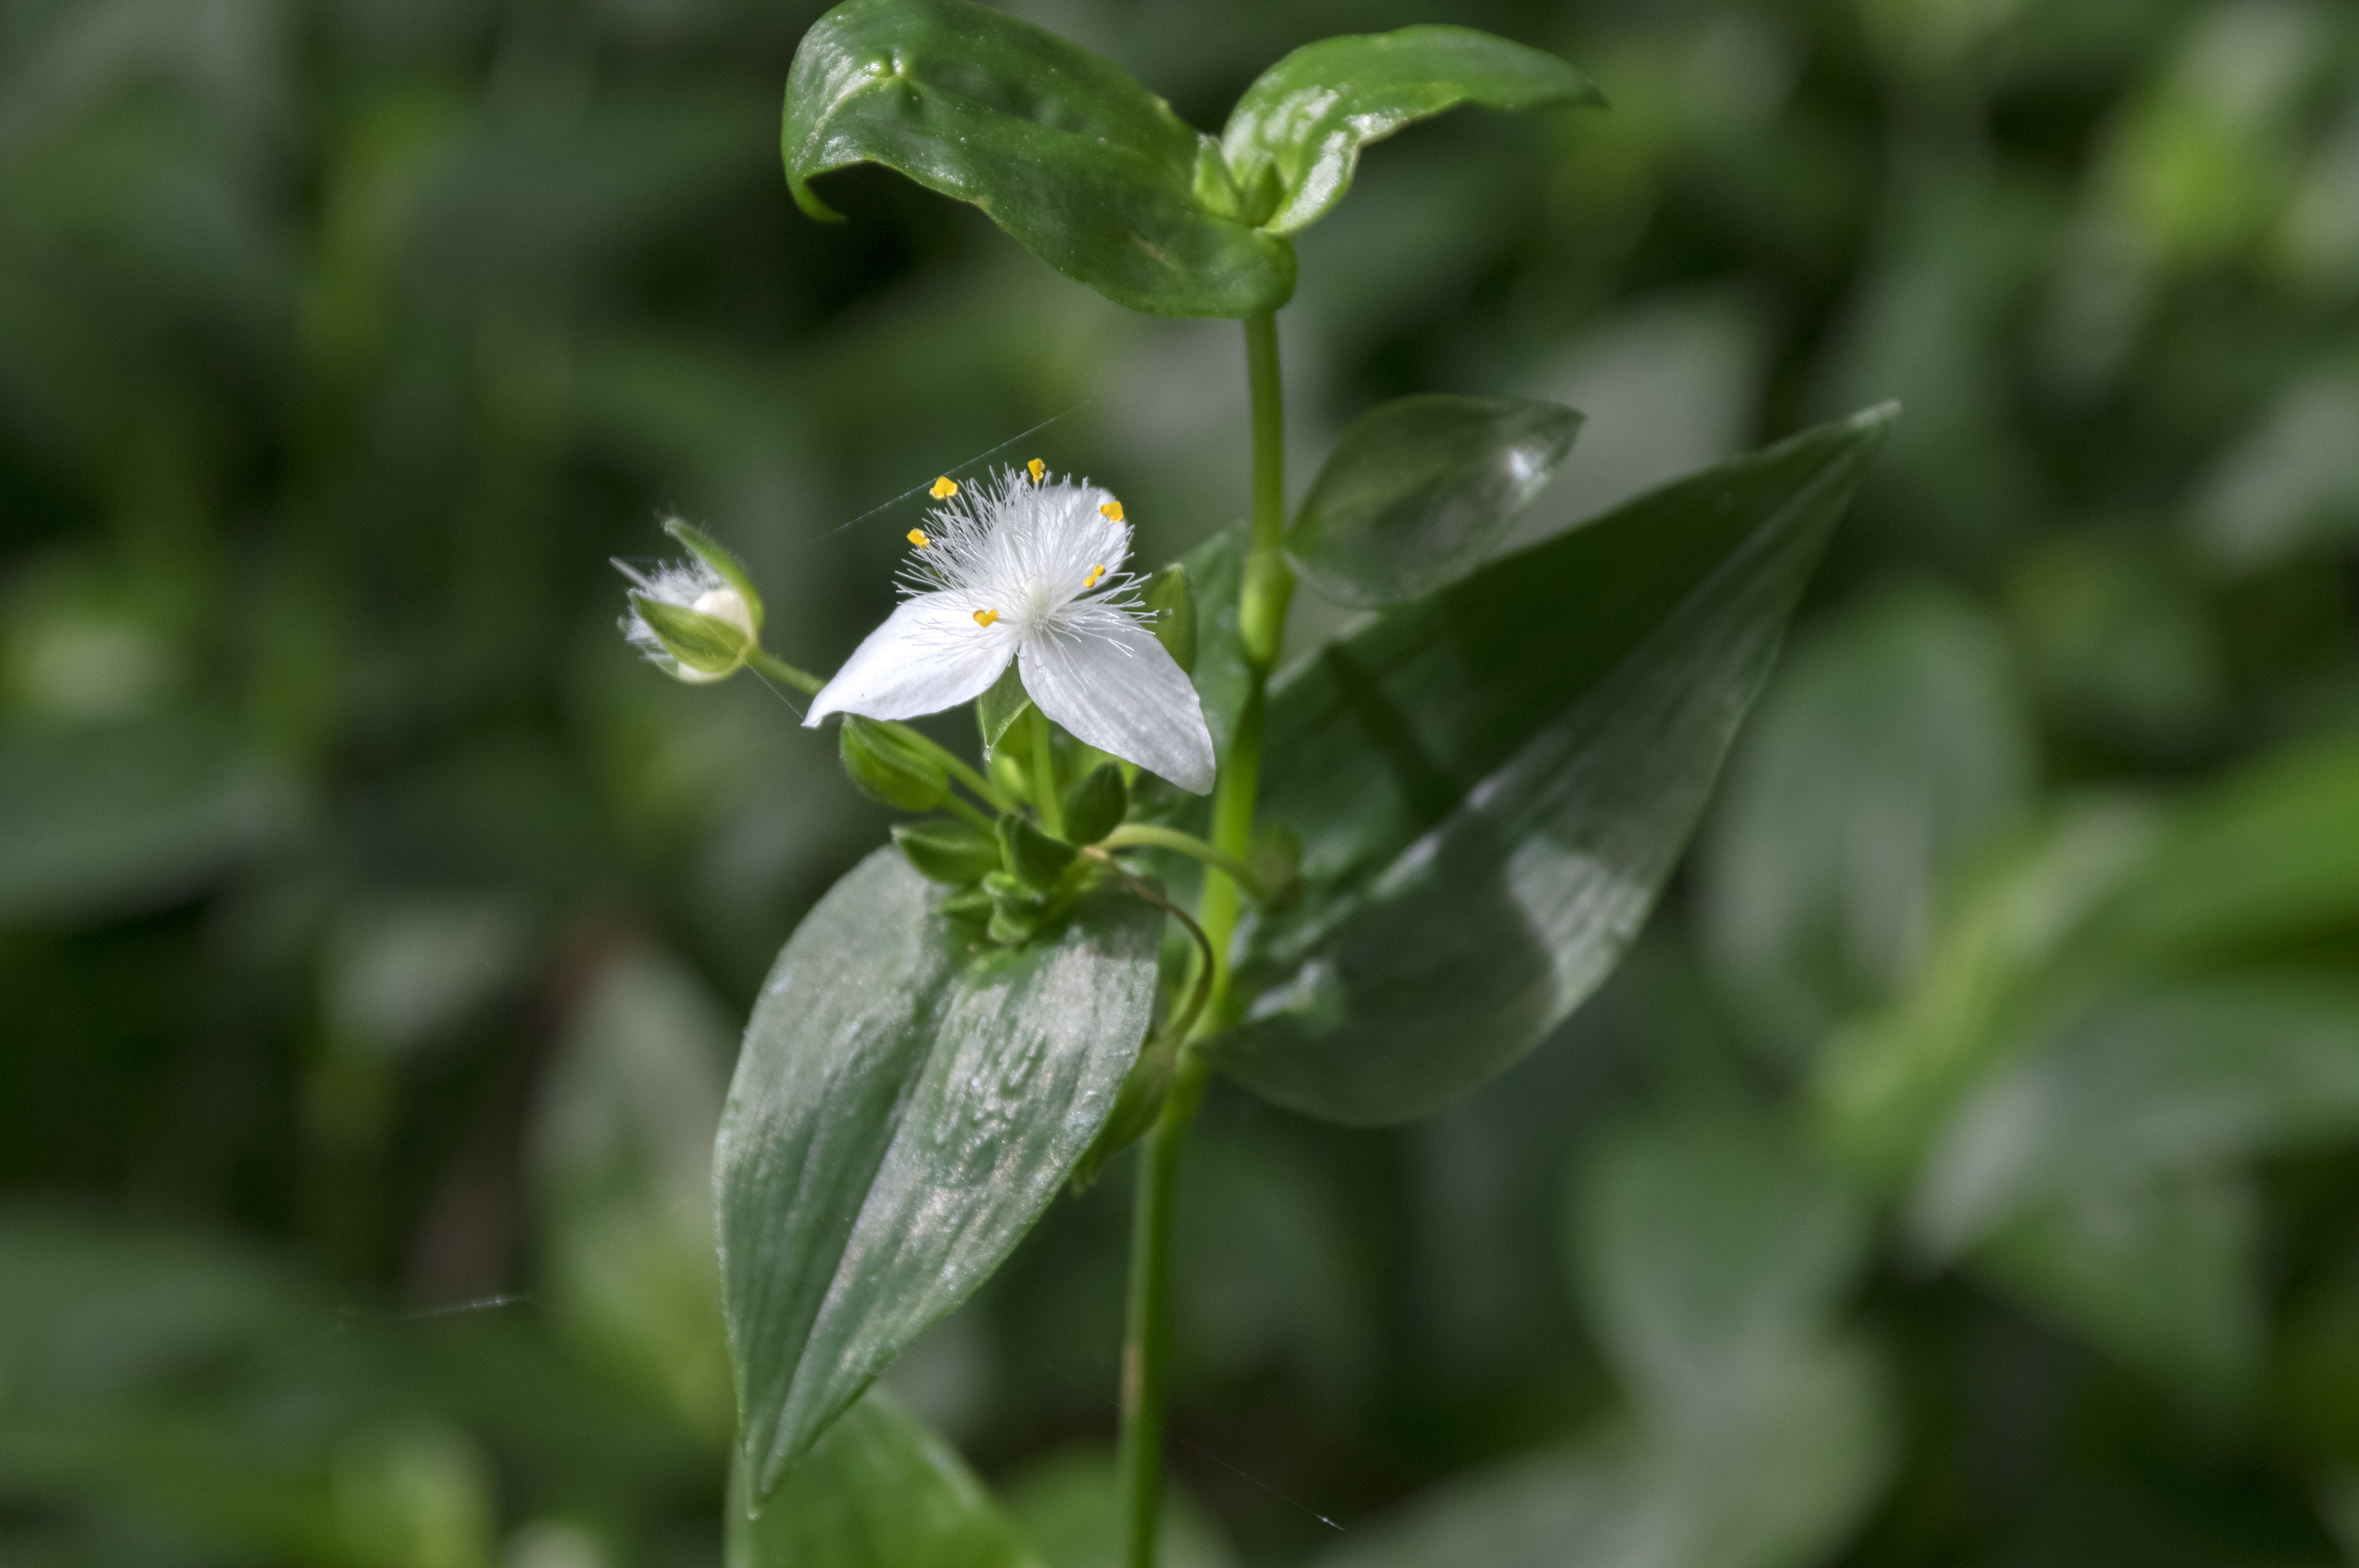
<box><xmin>941</xmin><ymin>792</ymin><xmax>997</xmax><ymax>836</ymax></box>
<box><xmin>1100</xmin><ymin>824</ymin><xmax>1267</xmax><ymax>903</ymax></box>
<box><xmin>1028</xmin><ymin>705</ymin><xmax>1065</xmax><ymax>838</ymax></box>
<box><xmin>1116</xmin><ymin>308</ymin><xmax>1291</xmax><ymax>1568</ymax></box>
<box><xmin>746</xmin><ymin>646</ymin><xmax>821</xmax><ymax>694</ymax></box>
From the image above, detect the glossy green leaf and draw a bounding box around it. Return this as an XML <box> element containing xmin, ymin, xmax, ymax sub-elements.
<box><xmin>716</xmin><ymin>849</ymin><xmax>1161</xmax><ymax>1490</ymax></box>
<box><xmin>729</xmin><ymin>1389</ymin><xmax>1037</xmax><ymax>1568</ymax></box>
<box><xmin>1911</xmin><ymin>977</ymin><xmax>2359</xmax><ymax>1256</ymax></box>
<box><xmin>783</xmin><ymin>0</ymin><xmax>1294</xmax><ymax>317</ymax></box>
<box><xmin>1207</xmin><ymin>406</ymin><xmax>1895</xmax><ymax>1125</ymax></box>
<box><xmin>1700</xmin><ymin>585</ymin><xmax>2033</xmax><ymax>1058</ymax></box>
<box><xmin>1287</xmin><ymin>395</ymin><xmax>1581</xmax><ymax>608</ymax></box>
<box><xmin>1221</xmin><ymin>27</ymin><xmax>1601</xmax><ymax>236</ymax></box>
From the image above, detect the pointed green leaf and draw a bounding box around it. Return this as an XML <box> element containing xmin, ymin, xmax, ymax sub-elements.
<box><xmin>1221</xmin><ymin>27</ymin><xmax>1602</xmax><ymax>236</ymax></box>
<box><xmin>728</xmin><ymin>1390</ymin><xmax>1037</xmax><ymax>1568</ymax></box>
<box><xmin>1288</xmin><ymin>395</ymin><xmax>1581</xmax><ymax>607</ymax></box>
<box><xmin>784</xmin><ymin>0</ymin><xmax>1295</xmax><ymax>317</ymax></box>
<box><xmin>716</xmin><ymin>850</ymin><xmax>1161</xmax><ymax>1490</ymax></box>
<box><xmin>1206</xmin><ymin>406</ymin><xmax>1895</xmax><ymax>1125</ymax></box>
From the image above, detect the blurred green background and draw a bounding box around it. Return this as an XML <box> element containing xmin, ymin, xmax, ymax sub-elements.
<box><xmin>8</xmin><ymin>0</ymin><xmax>2359</xmax><ymax>1564</ymax></box>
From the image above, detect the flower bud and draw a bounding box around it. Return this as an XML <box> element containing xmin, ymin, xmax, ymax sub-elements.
<box><xmin>1061</xmin><ymin>764</ymin><xmax>1128</xmax><ymax>846</ymax></box>
<box><xmin>627</xmin><ymin>591</ymin><xmax>756</xmax><ymax>682</ymax></box>
<box><xmin>839</xmin><ymin>717</ymin><xmax>949</xmax><ymax>810</ymax></box>
<box><xmin>997</xmin><ymin>812</ymin><xmax>1078</xmax><ymax>892</ymax></box>
<box><xmin>893</xmin><ymin>818</ymin><xmax>1002</xmax><ymax>885</ymax></box>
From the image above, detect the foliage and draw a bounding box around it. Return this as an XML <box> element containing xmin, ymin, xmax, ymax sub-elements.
<box><xmin>8</xmin><ymin>0</ymin><xmax>2359</xmax><ymax>1566</ymax></box>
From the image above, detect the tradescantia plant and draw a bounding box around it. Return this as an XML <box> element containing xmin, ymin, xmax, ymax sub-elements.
<box><xmin>616</xmin><ymin>1</ymin><xmax>1895</xmax><ymax>1563</ymax></box>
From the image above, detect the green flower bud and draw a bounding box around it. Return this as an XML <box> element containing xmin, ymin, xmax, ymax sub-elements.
<box><xmin>997</xmin><ymin>813</ymin><xmax>1078</xmax><ymax>892</ymax></box>
<box><xmin>661</xmin><ymin>518</ymin><xmax>765</xmax><ymax>634</ymax></box>
<box><xmin>893</xmin><ymin>818</ymin><xmax>1002</xmax><ymax>885</ymax></box>
<box><xmin>839</xmin><ymin>717</ymin><xmax>949</xmax><ymax>811</ymax></box>
<box><xmin>625</xmin><ymin>592</ymin><xmax>756</xmax><ymax>682</ymax></box>
<box><xmin>1062</xmin><ymin>764</ymin><xmax>1129</xmax><ymax>846</ymax></box>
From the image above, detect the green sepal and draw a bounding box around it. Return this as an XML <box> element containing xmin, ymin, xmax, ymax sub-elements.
<box><xmin>999</xmin><ymin>813</ymin><xmax>1080</xmax><ymax>892</ymax></box>
<box><xmin>936</xmin><ymin>886</ymin><xmax>994</xmax><ymax>925</ymax></box>
<box><xmin>893</xmin><ymin>818</ymin><xmax>1002</xmax><ymax>885</ymax></box>
<box><xmin>783</xmin><ymin>0</ymin><xmax>1296</xmax><ymax>317</ymax></box>
<box><xmin>840</xmin><ymin>717</ymin><xmax>950</xmax><ymax>811</ymax></box>
<box><xmin>663</xmin><ymin>517</ymin><xmax>765</xmax><ymax>633</ymax></box>
<box><xmin>1062</xmin><ymin>766</ymin><xmax>1129</xmax><ymax>847</ymax></box>
<box><xmin>1221</xmin><ymin>25</ymin><xmax>1603</xmax><ymax>236</ymax></box>
<box><xmin>1141</xmin><ymin>563</ymin><xmax>1197</xmax><ymax>674</ymax></box>
<box><xmin>630</xmin><ymin>593</ymin><xmax>754</xmax><ymax>678</ymax></box>
<box><xmin>976</xmin><ymin>663</ymin><xmax>1033</xmax><ymax>753</ymax></box>
<box><xmin>988</xmin><ymin>741</ymin><xmax>1031</xmax><ymax>801</ymax></box>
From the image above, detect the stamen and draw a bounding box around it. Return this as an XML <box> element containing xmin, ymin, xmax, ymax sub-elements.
<box><xmin>1099</xmin><ymin>501</ymin><xmax>1124</xmax><ymax>521</ymax></box>
<box><xmin>931</xmin><ymin>476</ymin><xmax>959</xmax><ymax>499</ymax></box>
<box><xmin>907</xmin><ymin>529</ymin><xmax>930</xmax><ymax>548</ymax></box>
<box><xmin>974</xmin><ymin>608</ymin><xmax>1000</xmax><ymax>628</ymax></box>
<box><xmin>1084</xmin><ymin>564</ymin><xmax>1106</xmax><ymax>588</ymax></box>
<box><xmin>1026</xmin><ymin>458</ymin><xmax>1046</xmax><ymax>484</ymax></box>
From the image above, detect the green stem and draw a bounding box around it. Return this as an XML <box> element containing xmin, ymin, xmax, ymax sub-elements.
<box><xmin>941</xmin><ymin>792</ymin><xmax>997</xmax><ymax>836</ymax></box>
<box><xmin>1117</xmin><ymin>309</ymin><xmax>1292</xmax><ymax>1568</ymax></box>
<box><xmin>1100</xmin><ymin>824</ymin><xmax>1267</xmax><ymax>903</ymax></box>
<box><xmin>746</xmin><ymin>646</ymin><xmax>821</xmax><ymax>694</ymax></box>
<box><xmin>1028</xmin><ymin>706</ymin><xmax>1065</xmax><ymax>838</ymax></box>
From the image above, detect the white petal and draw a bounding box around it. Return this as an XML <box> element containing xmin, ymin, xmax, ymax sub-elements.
<box><xmin>1020</xmin><ymin>610</ymin><xmax>1216</xmax><ymax>795</ymax></box>
<box><xmin>804</xmin><ymin>594</ymin><xmax>1015</xmax><ymax>726</ymax></box>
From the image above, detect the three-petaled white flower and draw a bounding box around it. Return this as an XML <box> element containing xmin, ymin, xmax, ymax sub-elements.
<box><xmin>806</xmin><ymin>467</ymin><xmax>1216</xmax><ymax>795</ymax></box>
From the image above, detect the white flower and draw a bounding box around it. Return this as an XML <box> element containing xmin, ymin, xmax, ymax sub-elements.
<box><xmin>806</xmin><ymin>468</ymin><xmax>1216</xmax><ymax>795</ymax></box>
<box><xmin>617</xmin><ymin>555</ymin><xmax>758</xmax><ymax>683</ymax></box>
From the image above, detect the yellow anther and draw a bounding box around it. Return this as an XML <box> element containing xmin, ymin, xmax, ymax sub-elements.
<box><xmin>973</xmin><ymin>608</ymin><xmax>1000</xmax><ymax>628</ymax></box>
<box><xmin>907</xmin><ymin>529</ymin><xmax>930</xmax><ymax>548</ymax></box>
<box><xmin>1083</xmin><ymin>564</ymin><xmax>1106</xmax><ymax>588</ymax></box>
<box><xmin>1098</xmin><ymin>500</ymin><xmax>1124</xmax><ymax>521</ymax></box>
<box><xmin>930</xmin><ymin>475</ymin><xmax>959</xmax><ymax>499</ymax></box>
<box><xmin>1026</xmin><ymin>458</ymin><xmax>1046</xmax><ymax>483</ymax></box>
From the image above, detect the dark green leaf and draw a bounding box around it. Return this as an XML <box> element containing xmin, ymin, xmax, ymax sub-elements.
<box><xmin>840</xmin><ymin>715</ymin><xmax>950</xmax><ymax>810</ymax></box>
<box><xmin>783</xmin><ymin>0</ymin><xmax>1294</xmax><ymax>317</ymax></box>
<box><xmin>1974</xmin><ymin>1169</ymin><xmax>2261</xmax><ymax>1401</ymax></box>
<box><xmin>1142</xmin><ymin>562</ymin><xmax>1198</xmax><ymax>674</ymax></box>
<box><xmin>716</xmin><ymin>850</ymin><xmax>1160</xmax><ymax>1488</ymax></box>
<box><xmin>1700</xmin><ymin>585</ymin><xmax>2032</xmax><ymax>1058</ymax></box>
<box><xmin>1911</xmin><ymin>977</ymin><xmax>2359</xmax><ymax>1256</ymax></box>
<box><xmin>977</xmin><ymin>663</ymin><xmax>1033</xmax><ymax>753</ymax></box>
<box><xmin>1287</xmin><ymin>395</ymin><xmax>1581</xmax><ymax>607</ymax></box>
<box><xmin>728</xmin><ymin>1389</ymin><xmax>1036</xmax><ymax>1568</ymax></box>
<box><xmin>1206</xmin><ymin>406</ymin><xmax>1895</xmax><ymax>1125</ymax></box>
<box><xmin>895</xmin><ymin>818</ymin><xmax>1003</xmax><ymax>884</ymax></box>
<box><xmin>1221</xmin><ymin>27</ymin><xmax>1602</xmax><ymax>236</ymax></box>
<box><xmin>1061</xmin><ymin>766</ymin><xmax>1127</xmax><ymax>846</ymax></box>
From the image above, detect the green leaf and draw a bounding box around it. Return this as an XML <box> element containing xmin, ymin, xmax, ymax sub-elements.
<box><xmin>728</xmin><ymin>1389</ymin><xmax>1037</xmax><ymax>1568</ymax></box>
<box><xmin>1141</xmin><ymin>562</ymin><xmax>1198</xmax><ymax>674</ymax></box>
<box><xmin>1221</xmin><ymin>27</ymin><xmax>1602</xmax><ymax>236</ymax></box>
<box><xmin>1206</xmin><ymin>406</ymin><xmax>1895</xmax><ymax>1125</ymax></box>
<box><xmin>1910</xmin><ymin>977</ymin><xmax>2359</xmax><ymax>1256</ymax></box>
<box><xmin>1699</xmin><ymin>585</ymin><xmax>2034</xmax><ymax>1058</ymax></box>
<box><xmin>1002</xmin><ymin>1449</ymin><xmax>1234</xmax><ymax>1568</ymax></box>
<box><xmin>716</xmin><ymin>849</ymin><xmax>1160</xmax><ymax>1489</ymax></box>
<box><xmin>840</xmin><ymin>715</ymin><xmax>950</xmax><ymax>810</ymax></box>
<box><xmin>1974</xmin><ymin>1169</ymin><xmax>2262</xmax><ymax>1401</ymax></box>
<box><xmin>894</xmin><ymin>818</ymin><xmax>1004</xmax><ymax>884</ymax></box>
<box><xmin>783</xmin><ymin>0</ymin><xmax>1295</xmax><ymax>317</ymax></box>
<box><xmin>977</xmin><ymin>662</ymin><xmax>1033</xmax><ymax>753</ymax></box>
<box><xmin>1572</xmin><ymin>1109</ymin><xmax>1870</xmax><ymax>1411</ymax></box>
<box><xmin>1287</xmin><ymin>395</ymin><xmax>1581</xmax><ymax>608</ymax></box>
